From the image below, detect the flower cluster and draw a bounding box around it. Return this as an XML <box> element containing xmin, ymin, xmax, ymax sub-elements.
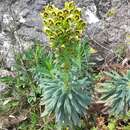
<box><xmin>40</xmin><ymin>1</ymin><xmax>86</xmax><ymax>48</ymax></box>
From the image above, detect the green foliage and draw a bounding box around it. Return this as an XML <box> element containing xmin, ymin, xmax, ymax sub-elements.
<box><xmin>99</xmin><ymin>70</ymin><xmax>130</xmax><ymax>116</ymax></box>
<box><xmin>107</xmin><ymin>119</ymin><xmax>116</xmax><ymax>130</ymax></box>
<box><xmin>114</xmin><ymin>44</ymin><xmax>126</xmax><ymax>62</ymax></box>
<box><xmin>37</xmin><ymin>40</ymin><xmax>92</xmax><ymax>129</ymax></box>
<box><xmin>0</xmin><ymin>43</ymin><xmax>46</xmax><ymax>116</ymax></box>
<box><xmin>91</xmin><ymin>128</ymin><xmax>97</xmax><ymax>130</ymax></box>
<box><xmin>40</xmin><ymin>72</ymin><xmax>91</xmax><ymax>127</ymax></box>
<box><xmin>123</xmin><ymin>124</ymin><xmax>130</xmax><ymax>130</ymax></box>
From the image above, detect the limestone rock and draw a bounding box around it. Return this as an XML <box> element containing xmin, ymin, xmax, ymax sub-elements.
<box><xmin>0</xmin><ymin>0</ymin><xmax>48</xmax><ymax>68</ymax></box>
<box><xmin>87</xmin><ymin>2</ymin><xmax>130</xmax><ymax>62</ymax></box>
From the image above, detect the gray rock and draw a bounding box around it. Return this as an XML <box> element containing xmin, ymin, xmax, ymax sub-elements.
<box><xmin>17</xmin><ymin>26</ymin><xmax>47</xmax><ymax>43</ymax></box>
<box><xmin>0</xmin><ymin>0</ymin><xmax>48</xmax><ymax>68</ymax></box>
<box><xmin>87</xmin><ymin>3</ymin><xmax>130</xmax><ymax>62</ymax></box>
<box><xmin>0</xmin><ymin>83</ymin><xmax>8</xmax><ymax>93</ymax></box>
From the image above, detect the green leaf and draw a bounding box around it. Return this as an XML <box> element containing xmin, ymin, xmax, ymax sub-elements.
<box><xmin>128</xmin><ymin>70</ymin><xmax>130</xmax><ymax>79</ymax></box>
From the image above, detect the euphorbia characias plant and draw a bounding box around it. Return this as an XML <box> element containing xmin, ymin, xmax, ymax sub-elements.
<box><xmin>40</xmin><ymin>1</ymin><xmax>86</xmax><ymax>62</ymax></box>
<box><xmin>40</xmin><ymin>1</ymin><xmax>92</xmax><ymax>129</ymax></box>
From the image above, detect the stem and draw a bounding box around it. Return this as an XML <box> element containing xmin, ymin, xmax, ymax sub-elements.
<box><xmin>63</xmin><ymin>71</ymin><xmax>69</xmax><ymax>90</ymax></box>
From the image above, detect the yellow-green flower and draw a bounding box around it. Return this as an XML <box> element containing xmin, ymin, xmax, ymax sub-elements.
<box><xmin>61</xmin><ymin>44</ymin><xmax>65</xmax><ymax>48</ymax></box>
<box><xmin>48</xmin><ymin>19</ymin><xmax>54</xmax><ymax>26</ymax></box>
<box><xmin>50</xmin><ymin>37</ymin><xmax>55</xmax><ymax>40</ymax></box>
<box><xmin>69</xmin><ymin>9</ymin><xmax>73</xmax><ymax>14</ymax></box>
<box><xmin>65</xmin><ymin>1</ymin><xmax>75</xmax><ymax>10</ymax></box>
<box><xmin>57</xmin><ymin>11</ymin><xmax>63</xmax><ymax>16</ymax></box>
<box><xmin>74</xmin><ymin>8</ymin><xmax>81</xmax><ymax>15</ymax></box>
<box><xmin>49</xmin><ymin>42</ymin><xmax>54</xmax><ymax>48</ymax></box>
<box><xmin>57</xmin><ymin>30</ymin><xmax>64</xmax><ymax>36</ymax></box>
<box><xmin>43</xmin><ymin>12</ymin><xmax>49</xmax><ymax>18</ymax></box>
<box><xmin>44</xmin><ymin>29</ymin><xmax>52</xmax><ymax>35</ymax></box>
<box><xmin>58</xmin><ymin>15</ymin><xmax>64</xmax><ymax>20</ymax></box>
<box><xmin>77</xmin><ymin>19</ymin><xmax>86</xmax><ymax>29</ymax></box>
<box><xmin>55</xmin><ymin>21</ymin><xmax>61</xmax><ymax>26</ymax></box>
<box><xmin>43</xmin><ymin>20</ymin><xmax>48</xmax><ymax>25</ymax></box>
<box><xmin>66</xmin><ymin>17</ymin><xmax>72</xmax><ymax>23</ymax></box>
<box><xmin>46</xmin><ymin>4</ymin><xmax>54</xmax><ymax>10</ymax></box>
<box><xmin>66</xmin><ymin>29</ymin><xmax>72</xmax><ymax>34</ymax></box>
<box><xmin>62</xmin><ymin>20</ymin><xmax>69</xmax><ymax>29</ymax></box>
<box><xmin>63</xmin><ymin>9</ymin><xmax>69</xmax><ymax>16</ymax></box>
<box><xmin>74</xmin><ymin>15</ymin><xmax>80</xmax><ymax>20</ymax></box>
<box><xmin>75</xmin><ymin>30</ymin><xmax>81</xmax><ymax>35</ymax></box>
<box><xmin>51</xmin><ymin>11</ymin><xmax>57</xmax><ymax>16</ymax></box>
<box><xmin>40</xmin><ymin>1</ymin><xmax>86</xmax><ymax>49</ymax></box>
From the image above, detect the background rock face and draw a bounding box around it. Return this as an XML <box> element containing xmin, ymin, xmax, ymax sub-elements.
<box><xmin>87</xmin><ymin>2</ymin><xmax>130</xmax><ymax>63</ymax></box>
<box><xmin>0</xmin><ymin>0</ymin><xmax>130</xmax><ymax>67</ymax></box>
<box><xmin>0</xmin><ymin>0</ymin><xmax>48</xmax><ymax>67</ymax></box>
